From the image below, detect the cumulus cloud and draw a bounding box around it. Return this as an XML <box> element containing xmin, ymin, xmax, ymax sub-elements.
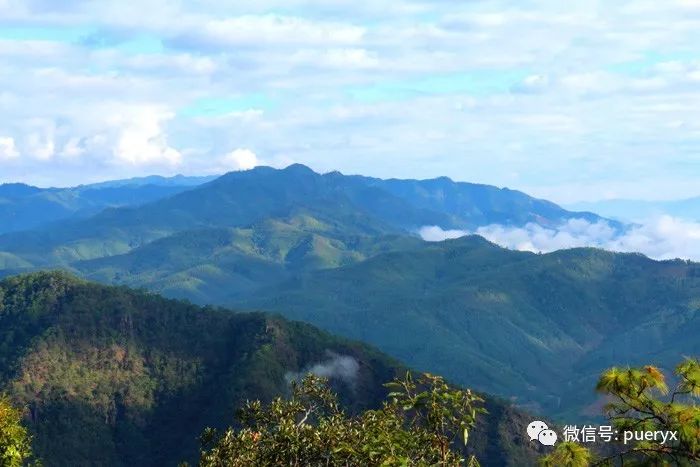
<box><xmin>420</xmin><ymin>216</ymin><xmax>700</xmax><ymax>261</ymax></box>
<box><xmin>59</xmin><ymin>137</ymin><xmax>85</xmax><ymax>158</ymax></box>
<box><xmin>26</xmin><ymin>131</ymin><xmax>55</xmax><ymax>161</ymax></box>
<box><xmin>285</xmin><ymin>353</ymin><xmax>360</xmax><ymax>386</ymax></box>
<box><xmin>220</xmin><ymin>148</ymin><xmax>259</xmax><ymax>171</ymax></box>
<box><xmin>112</xmin><ymin>108</ymin><xmax>182</xmax><ymax>166</ymax></box>
<box><xmin>0</xmin><ymin>136</ymin><xmax>20</xmax><ymax>160</ymax></box>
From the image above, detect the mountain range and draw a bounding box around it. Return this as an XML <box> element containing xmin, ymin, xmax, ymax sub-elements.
<box><xmin>0</xmin><ymin>164</ymin><xmax>695</xmax><ymax>464</ymax></box>
<box><xmin>0</xmin><ymin>164</ymin><xmax>607</xmax><ymax>271</ymax></box>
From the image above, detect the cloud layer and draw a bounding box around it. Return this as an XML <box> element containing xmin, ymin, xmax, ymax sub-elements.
<box><xmin>0</xmin><ymin>0</ymin><xmax>699</xmax><ymax>200</ymax></box>
<box><xmin>420</xmin><ymin>216</ymin><xmax>700</xmax><ymax>261</ymax></box>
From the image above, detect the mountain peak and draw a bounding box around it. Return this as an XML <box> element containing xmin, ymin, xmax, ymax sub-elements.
<box><xmin>283</xmin><ymin>163</ymin><xmax>316</xmax><ymax>174</ymax></box>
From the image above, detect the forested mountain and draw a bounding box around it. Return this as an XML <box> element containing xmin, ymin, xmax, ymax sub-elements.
<box><xmin>238</xmin><ymin>235</ymin><xmax>700</xmax><ymax>419</ymax></box>
<box><xmin>0</xmin><ymin>272</ymin><xmax>544</xmax><ymax>466</ymax></box>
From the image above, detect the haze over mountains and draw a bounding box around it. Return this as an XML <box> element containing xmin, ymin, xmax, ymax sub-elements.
<box><xmin>0</xmin><ymin>165</ymin><xmax>698</xmax><ymax>464</ymax></box>
<box><xmin>569</xmin><ymin>198</ymin><xmax>700</xmax><ymax>223</ymax></box>
<box><xmin>0</xmin><ymin>181</ymin><xmax>197</xmax><ymax>235</ymax></box>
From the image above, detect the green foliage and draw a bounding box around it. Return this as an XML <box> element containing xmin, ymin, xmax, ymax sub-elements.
<box><xmin>196</xmin><ymin>372</ymin><xmax>484</xmax><ymax>466</ymax></box>
<box><xmin>540</xmin><ymin>358</ymin><xmax>700</xmax><ymax>466</ymax></box>
<box><xmin>0</xmin><ymin>396</ymin><xmax>34</xmax><ymax>466</ymax></box>
<box><xmin>538</xmin><ymin>442</ymin><xmax>590</xmax><ymax>467</ymax></box>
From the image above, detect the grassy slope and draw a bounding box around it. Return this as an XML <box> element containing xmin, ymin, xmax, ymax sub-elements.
<box><xmin>0</xmin><ymin>272</ymin><xmax>545</xmax><ymax>466</ymax></box>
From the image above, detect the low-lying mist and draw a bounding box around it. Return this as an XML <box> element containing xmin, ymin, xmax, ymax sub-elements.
<box><xmin>420</xmin><ymin>215</ymin><xmax>700</xmax><ymax>261</ymax></box>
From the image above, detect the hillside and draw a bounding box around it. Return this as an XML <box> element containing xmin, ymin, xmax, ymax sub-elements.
<box><xmin>74</xmin><ymin>224</ymin><xmax>423</xmax><ymax>303</ymax></box>
<box><xmin>238</xmin><ymin>235</ymin><xmax>700</xmax><ymax>420</ymax></box>
<box><xmin>0</xmin><ymin>272</ymin><xmax>546</xmax><ymax>466</ymax></box>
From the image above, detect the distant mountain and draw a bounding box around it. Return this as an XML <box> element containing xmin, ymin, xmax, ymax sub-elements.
<box><xmin>0</xmin><ymin>272</ymin><xmax>545</xmax><ymax>466</ymax></box>
<box><xmin>238</xmin><ymin>235</ymin><xmax>700</xmax><ymax>420</ymax></box>
<box><xmin>352</xmin><ymin>174</ymin><xmax>605</xmax><ymax>228</ymax></box>
<box><xmin>0</xmin><ymin>181</ymin><xmax>196</xmax><ymax>234</ymax></box>
<box><xmin>569</xmin><ymin>197</ymin><xmax>700</xmax><ymax>222</ymax></box>
<box><xmin>87</xmin><ymin>174</ymin><xmax>217</xmax><ymax>188</ymax></box>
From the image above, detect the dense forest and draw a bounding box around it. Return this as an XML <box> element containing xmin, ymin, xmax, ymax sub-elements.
<box><xmin>241</xmin><ymin>235</ymin><xmax>700</xmax><ymax>419</ymax></box>
<box><xmin>0</xmin><ymin>272</ymin><xmax>545</xmax><ymax>466</ymax></box>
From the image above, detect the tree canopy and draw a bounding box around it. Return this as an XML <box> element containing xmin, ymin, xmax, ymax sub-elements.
<box><xmin>541</xmin><ymin>357</ymin><xmax>700</xmax><ymax>466</ymax></box>
<box><xmin>195</xmin><ymin>372</ymin><xmax>485</xmax><ymax>466</ymax></box>
<box><xmin>0</xmin><ymin>396</ymin><xmax>34</xmax><ymax>467</ymax></box>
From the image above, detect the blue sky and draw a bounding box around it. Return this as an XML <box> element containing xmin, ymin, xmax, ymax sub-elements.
<box><xmin>1</xmin><ymin>0</ymin><xmax>699</xmax><ymax>203</ymax></box>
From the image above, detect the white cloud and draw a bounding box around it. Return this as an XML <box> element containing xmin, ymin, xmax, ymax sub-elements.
<box><xmin>112</xmin><ymin>108</ymin><xmax>182</xmax><ymax>166</ymax></box>
<box><xmin>220</xmin><ymin>148</ymin><xmax>259</xmax><ymax>171</ymax></box>
<box><xmin>419</xmin><ymin>225</ymin><xmax>471</xmax><ymax>242</ymax></box>
<box><xmin>173</xmin><ymin>14</ymin><xmax>365</xmax><ymax>49</ymax></box>
<box><xmin>678</xmin><ymin>0</ymin><xmax>700</xmax><ymax>8</ymax></box>
<box><xmin>0</xmin><ymin>0</ymin><xmax>700</xmax><ymax>197</ymax></box>
<box><xmin>26</xmin><ymin>126</ymin><xmax>56</xmax><ymax>161</ymax></box>
<box><xmin>420</xmin><ymin>216</ymin><xmax>700</xmax><ymax>261</ymax></box>
<box><xmin>285</xmin><ymin>353</ymin><xmax>360</xmax><ymax>386</ymax></box>
<box><xmin>0</xmin><ymin>136</ymin><xmax>20</xmax><ymax>160</ymax></box>
<box><xmin>59</xmin><ymin>137</ymin><xmax>85</xmax><ymax>158</ymax></box>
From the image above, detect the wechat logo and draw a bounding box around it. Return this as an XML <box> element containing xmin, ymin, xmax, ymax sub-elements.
<box><xmin>527</xmin><ymin>420</ymin><xmax>558</xmax><ymax>446</ymax></box>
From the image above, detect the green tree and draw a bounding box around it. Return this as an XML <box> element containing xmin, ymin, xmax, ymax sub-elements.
<box><xmin>195</xmin><ymin>372</ymin><xmax>485</xmax><ymax>466</ymax></box>
<box><xmin>541</xmin><ymin>358</ymin><xmax>700</xmax><ymax>466</ymax></box>
<box><xmin>0</xmin><ymin>396</ymin><xmax>34</xmax><ymax>467</ymax></box>
<box><xmin>539</xmin><ymin>442</ymin><xmax>591</xmax><ymax>467</ymax></box>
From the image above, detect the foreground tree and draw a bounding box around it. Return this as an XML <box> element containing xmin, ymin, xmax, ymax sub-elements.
<box><xmin>540</xmin><ymin>357</ymin><xmax>700</xmax><ymax>466</ymax></box>
<box><xmin>196</xmin><ymin>372</ymin><xmax>484</xmax><ymax>466</ymax></box>
<box><xmin>0</xmin><ymin>396</ymin><xmax>34</xmax><ymax>467</ymax></box>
